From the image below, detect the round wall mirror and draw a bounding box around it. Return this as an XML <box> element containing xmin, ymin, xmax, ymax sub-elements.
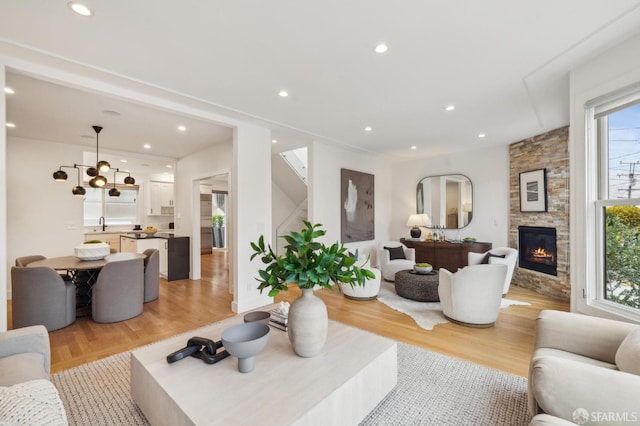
<box><xmin>416</xmin><ymin>174</ymin><xmax>473</xmax><ymax>229</ymax></box>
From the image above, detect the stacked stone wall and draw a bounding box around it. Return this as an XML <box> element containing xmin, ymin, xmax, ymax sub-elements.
<box><xmin>509</xmin><ymin>126</ymin><xmax>570</xmax><ymax>301</ymax></box>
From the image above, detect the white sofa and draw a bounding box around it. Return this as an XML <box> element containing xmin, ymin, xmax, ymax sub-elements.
<box><xmin>0</xmin><ymin>326</ymin><xmax>68</xmax><ymax>425</ymax></box>
<box><xmin>377</xmin><ymin>242</ymin><xmax>415</xmax><ymax>282</ymax></box>
<box><xmin>529</xmin><ymin>310</ymin><xmax>640</xmax><ymax>425</ymax></box>
<box><xmin>438</xmin><ymin>264</ymin><xmax>507</xmax><ymax>327</ymax></box>
<box><xmin>468</xmin><ymin>247</ymin><xmax>517</xmax><ymax>295</ymax></box>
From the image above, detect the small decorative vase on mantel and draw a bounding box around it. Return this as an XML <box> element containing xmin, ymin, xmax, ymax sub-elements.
<box><xmin>287</xmin><ymin>288</ymin><xmax>328</xmax><ymax>357</ymax></box>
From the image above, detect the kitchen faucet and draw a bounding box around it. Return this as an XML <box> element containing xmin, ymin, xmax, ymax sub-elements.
<box><xmin>98</xmin><ymin>216</ymin><xmax>107</xmax><ymax>232</ymax></box>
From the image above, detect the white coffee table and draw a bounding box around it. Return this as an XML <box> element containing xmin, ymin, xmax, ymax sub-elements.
<box><xmin>131</xmin><ymin>316</ymin><xmax>397</xmax><ymax>425</ymax></box>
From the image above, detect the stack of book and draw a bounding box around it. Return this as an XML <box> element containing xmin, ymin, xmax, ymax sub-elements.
<box><xmin>269</xmin><ymin>309</ymin><xmax>288</xmax><ymax>331</ymax></box>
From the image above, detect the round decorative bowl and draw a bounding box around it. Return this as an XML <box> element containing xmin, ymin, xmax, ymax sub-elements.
<box><xmin>144</xmin><ymin>230</ymin><xmax>157</xmax><ymax>236</ymax></box>
<box><xmin>75</xmin><ymin>242</ymin><xmax>110</xmax><ymax>261</ymax></box>
<box><xmin>414</xmin><ymin>264</ymin><xmax>433</xmax><ymax>274</ymax></box>
<box><xmin>221</xmin><ymin>323</ymin><xmax>270</xmax><ymax>373</ymax></box>
<box><xmin>243</xmin><ymin>311</ymin><xmax>270</xmax><ymax>324</ymax></box>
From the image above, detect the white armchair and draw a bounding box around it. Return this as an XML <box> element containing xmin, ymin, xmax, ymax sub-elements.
<box><xmin>338</xmin><ymin>256</ymin><xmax>381</xmax><ymax>300</ymax></box>
<box><xmin>438</xmin><ymin>264</ymin><xmax>507</xmax><ymax>327</ymax></box>
<box><xmin>377</xmin><ymin>242</ymin><xmax>415</xmax><ymax>282</ymax></box>
<box><xmin>468</xmin><ymin>247</ymin><xmax>518</xmax><ymax>295</ymax></box>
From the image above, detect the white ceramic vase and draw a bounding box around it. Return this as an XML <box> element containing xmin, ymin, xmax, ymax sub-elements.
<box><xmin>287</xmin><ymin>288</ymin><xmax>328</xmax><ymax>357</ymax></box>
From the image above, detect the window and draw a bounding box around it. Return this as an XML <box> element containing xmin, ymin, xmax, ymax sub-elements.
<box><xmin>591</xmin><ymin>91</ymin><xmax>640</xmax><ymax>318</ymax></box>
<box><xmin>83</xmin><ymin>186</ymin><xmax>139</xmax><ymax>226</ymax></box>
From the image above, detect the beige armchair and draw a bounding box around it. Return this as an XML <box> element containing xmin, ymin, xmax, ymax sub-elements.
<box><xmin>11</xmin><ymin>266</ymin><xmax>76</xmax><ymax>331</ymax></box>
<box><xmin>377</xmin><ymin>242</ymin><xmax>415</xmax><ymax>282</ymax></box>
<box><xmin>468</xmin><ymin>247</ymin><xmax>518</xmax><ymax>295</ymax></box>
<box><xmin>437</xmin><ymin>264</ymin><xmax>507</xmax><ymax>327</ymax></box>
<box><xmin>529</xmin><ymin>310</ymin><xmax>640</xmax><ymax>425</ymax></box>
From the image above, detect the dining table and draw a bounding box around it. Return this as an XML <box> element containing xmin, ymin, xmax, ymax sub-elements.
<box><xmin>28</xmin><ymin>252</ymin><xmax>145</xmax><ymax>314</ymax></box>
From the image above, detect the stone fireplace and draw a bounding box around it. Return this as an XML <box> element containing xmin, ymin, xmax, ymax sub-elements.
<box><xmin>518</xmin><ymin>226</ymin><xmax>557</xmax><ymax>276</ymax></box>
<box><xmin>509</xmin><ymin>126</ymin><xmax>570</xmax><ymax>301</ymax></box>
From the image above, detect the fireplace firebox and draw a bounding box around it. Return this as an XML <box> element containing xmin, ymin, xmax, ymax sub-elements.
<box><xmin>518</xmin><ymin>226</ymin><xmax>557</xmax><ymax>276</ymax></box>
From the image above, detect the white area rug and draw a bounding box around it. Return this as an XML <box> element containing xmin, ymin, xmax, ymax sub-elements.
<box><xmin>377</xmin><ymin>282</ymin><xmax>531</xmax><ymax>330</ymax></box>
<box><xmin>52</xmin><ymin>341</ymin><xmax>531</xmax><ymax>425</ymax></box>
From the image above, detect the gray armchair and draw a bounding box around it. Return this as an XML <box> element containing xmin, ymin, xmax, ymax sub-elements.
<box><xmin>11</xmin><ymin>266</ymin><xmax>76</xmax><ymax>331</ymax></box>
<box><xmin>15</xmin><ymin>255</ymin><xmax>46</xmax><ymax>266</ymax></box>
<box><xmin>92</xmin><ymin>257</ymin><xmax>144</xmax><ymax>323</ymax></box>
<box><xmin>143</xmin><ymin>248</ymin><xmax>160</xmax><ymax>303</ymax></box>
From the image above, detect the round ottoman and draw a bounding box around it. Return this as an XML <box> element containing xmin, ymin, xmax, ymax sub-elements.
<box><xmin>394</xmin><ymin>270</ymin><xmax>440</xmax><ymax>302</ymax></box>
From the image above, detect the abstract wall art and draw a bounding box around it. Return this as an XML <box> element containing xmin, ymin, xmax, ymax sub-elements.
<box><xmin>340</xmin><ymin>168</ymin><xmax>375</xmax><ymax>242</ymax></box>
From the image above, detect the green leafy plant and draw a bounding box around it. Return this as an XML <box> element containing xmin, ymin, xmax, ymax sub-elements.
<box><xmin>250</xmin><ymin>221</ymin><xmax>375</xmax><ymax>297</ymax></box>
<box><xmin>212</xmin><ymin>214</ymin><xmax>225</xmax><ymax>228</ymax></box>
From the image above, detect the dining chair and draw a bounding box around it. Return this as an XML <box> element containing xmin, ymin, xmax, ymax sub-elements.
<box><xmin>11</xmin><ymin>266</ymin><xmax>76</xmax><ymax>331</ymax></box>
<box><xmin>15</xmin><ymin>255</ymin><xmax>46</xmax><ymax>267</ymax></box>
<box><xmin>142</xmin><ymin>248</ymin><xmax>160</xmax><ymax>302</ymax></box>
<box><xmin>92</xmin><ymin>257</ymin><xmax>144</xmax><ymax>323</ymax></box>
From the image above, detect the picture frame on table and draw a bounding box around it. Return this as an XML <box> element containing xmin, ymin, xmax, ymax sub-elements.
<box><xmin>519</xmin><ymin>168</ymin><xmax>547</xmax><ymax>212</ymax></box>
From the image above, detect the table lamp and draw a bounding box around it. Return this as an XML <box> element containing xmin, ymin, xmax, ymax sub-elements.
<box><xmin>406</xmin><ymin>214</ymin><xmax>431</xmax><ymax>238</ymax></box>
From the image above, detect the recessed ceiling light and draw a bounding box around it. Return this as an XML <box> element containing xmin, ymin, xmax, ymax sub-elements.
<box><xmin>278</xmin><ymin>90</ymin><xmax>289</xmax><ymax>98</ymax></box>
<box><xmin>166</xmin><ymin>165</ymin><xmax>173</xmax><ymax>168</ymax></box>
<box><xmin>445</xmin><ymin>105</ymin><xmax>455</xmax><ymax>111</ymax></box>
<box><xmin>143</xmin><ymin>144</ymin><xmax>151</xmax><ymax>149</ymax></box>
<box><xmin>68</xmin><ymin>2</ymin><xmax>92</xmax><ymax>16</ymax></box>
<box><xmin>374</xmin><ymin>43</ymin><xmax>388</xmax><ymax>54</ymax></box>
<box><xmin>364</xmin><ymin>126</ymin><xmax>372</xmax><ymax>132</ymax></box>
<box><xmin>478</xmin><ymin>133</ymin><xmax>486</xmax><ymax>138</ymax></box>
<box><xmin>271</xmin><ymin>139</ymin><xmax>277</xmax><ymax>144</ymax></box>
<box><xmin>6</xmin><ymin>122</ymin><xmax>16</xmax><ymax>128</ymax></box>
<box><xmin>177</xmin><ymin>125</ymin><xmax>186</xmax><ymax>132</ymax></box>
<box><xmin>120</xmin><ymin>159</ymin><xmax>128</xmax><ymax>163</ymax></box>
<box><xmin>4</xmin><ymin>87</ymin><xmax>14</xmax><ymax>94</ymax></box>
<box><xmin>102</xmin><ymin>110</ymin><xmax>120</xmax><ymax>116</ymax></box>
<box><xmin>411</xmin><ymin>146</ymin><xmax>417</xmax><ymax>150</ymax></box>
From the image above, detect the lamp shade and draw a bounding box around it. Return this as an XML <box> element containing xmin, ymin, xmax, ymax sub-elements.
<box><xmin>53</xmin><ymin>169</ymin><xmax>68</xmax><ymax>181</ymax></box>
<box><xmin>124</xmin><ymin>175</ymin><xmax>135</xmax><ymax>185</ymax></box>
<box><xmin>406</xmin><ymin>214</ymin><xmax>431</xmax><ymax>227</ymax></box>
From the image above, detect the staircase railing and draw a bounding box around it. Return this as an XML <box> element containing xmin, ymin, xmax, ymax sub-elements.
<box><xmin>275</xmin><ymin>200</ymin><xmax>308</xmax><ymax>255</ymax></box>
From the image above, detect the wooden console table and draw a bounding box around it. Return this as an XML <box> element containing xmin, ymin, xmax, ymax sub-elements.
<box><xmin>401</xmin><ymin>239</ymin><xmax>492</xmax><ymax>271</ymax></box>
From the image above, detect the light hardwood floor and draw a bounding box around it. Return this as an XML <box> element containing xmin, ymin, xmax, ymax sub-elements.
<box><xmin>8</xmin><ymin>251</ymin><xmax>568</xmax><ymax>377</ymax></box>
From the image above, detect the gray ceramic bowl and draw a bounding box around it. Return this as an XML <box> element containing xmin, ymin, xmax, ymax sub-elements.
<box><xmin>243</xmin><ymin>311</ymin><xmax>270</xmax><ymax>324</ymax></box>
<box><xmin>221</xmin><ymin>322</ymin><xmax>270</xmax><ymax>373</ymax></box>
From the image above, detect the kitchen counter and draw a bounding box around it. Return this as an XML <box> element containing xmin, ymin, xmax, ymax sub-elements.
<box><xmin>122</xmin><ymin>233</ymin><xmax>186</xmax><ymax>240</ymax></box>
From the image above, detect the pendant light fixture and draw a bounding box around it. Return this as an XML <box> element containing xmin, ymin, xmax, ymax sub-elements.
<box><xmin>89</xmin><ymin>125</ymin><xmax>109</xmax><ymax>188</ymax></box>
<box><xmin>52</xmin><ymin>125</ymin><xmax>136</xmax><ymax>196</ymax></box>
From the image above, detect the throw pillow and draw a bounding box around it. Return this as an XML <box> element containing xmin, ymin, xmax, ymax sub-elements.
<box><xmin>481</xmin><ymin>252</ymin><xmax>506</xmax><ymax>264</ymax></box>
<box><xmin>0</xmin><ymin>379</ymin><xmax>68</xmax><ymax>426</ymax></box>
<box><xmin>615</xmin><ymin>327</ymin><xmax>640</xmax><ymax>375</ymax></box>
<box><xmin>384</xmin><ymin>246</ymin><xmax>406</xmax><ymax>260</ymax></box>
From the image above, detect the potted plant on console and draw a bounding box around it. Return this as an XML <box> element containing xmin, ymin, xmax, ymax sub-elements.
<box><xmin>250</xmin><ymin>221</ymin><xmax>374</xmax><ymax>357</ymax></box>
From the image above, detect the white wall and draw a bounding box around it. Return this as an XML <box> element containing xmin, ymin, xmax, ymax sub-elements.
<box><xmin>6</xmin><ymin>138</ymin><xmax>86</xmax><ymax>295</ymax></box>
<box><xmin>570</xmin><ymin>33</ymin><xmax>640</xmax><ymax>320</ymax></box>
<box><xmin>391</xmin><ymin>145</ymin><xmax>510</xmax><ymax>248</ymax></box>
<box><xmin>175</xmin><ymin>140</ymin><xmax>233</xmax><ymax>281</ymax></box>
<box><xmin>308</xmin><ymin>141</ymin><xmax>393</xmax><ymax>267</ymax></box>
<box><xmin>0</xmin><ymin>67</ymin><xmax>6</xmax><ymax>330</ymax></box>
<box><xmin>272</xmin><ymin>183</ymin><xmax>298</xmax><ymax>245</ymax></box>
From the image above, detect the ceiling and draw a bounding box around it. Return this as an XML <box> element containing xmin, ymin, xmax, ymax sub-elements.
<box><xmin>2</xmin><ymin>1</ymin><xmax>640</xmax><ymax>165</ymax></box>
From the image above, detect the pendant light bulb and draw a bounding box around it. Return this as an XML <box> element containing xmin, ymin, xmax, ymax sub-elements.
<box><xmin>97</xmin><ymin>160</ymin><xmax>111</xmax><ymax>173</ymax></box>
<box><xmin>53</xmin><ymin>169</ymin><xmax>68</xmax><ymax>181</ymax></box>
<box><xmin>94</xmin><ymin>175</ymin><xmax>107</xmax><ymax>187</ymax></box>
<box><xmin>72</xmin><ymin>186</ymin><xmax>86</xmax><ymax>197</ymax></box>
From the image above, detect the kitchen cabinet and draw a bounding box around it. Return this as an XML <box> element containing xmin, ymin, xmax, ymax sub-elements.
<box><xmin>148</xmin><ymin>182</ymin><xmax>174</xmax><ymax>216</ymax></box>
<box><xmin>158</xmin><ymin>236</ymin><xmax>189</xmax><ymax>281</ymax></box>
<box><xmin>120</xmin><ymin>235</ymin><xmax>159</xmax><ymax>253</ymax></box>
<box><xmin>84</xmin><ymin>232</ymin><xmax>123</xmax><ymax>252</ymax></box>
<box><xmin>400</xmin><ymin>239</ymin><xmax>492</xmax><ymax>272</ymax></box>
